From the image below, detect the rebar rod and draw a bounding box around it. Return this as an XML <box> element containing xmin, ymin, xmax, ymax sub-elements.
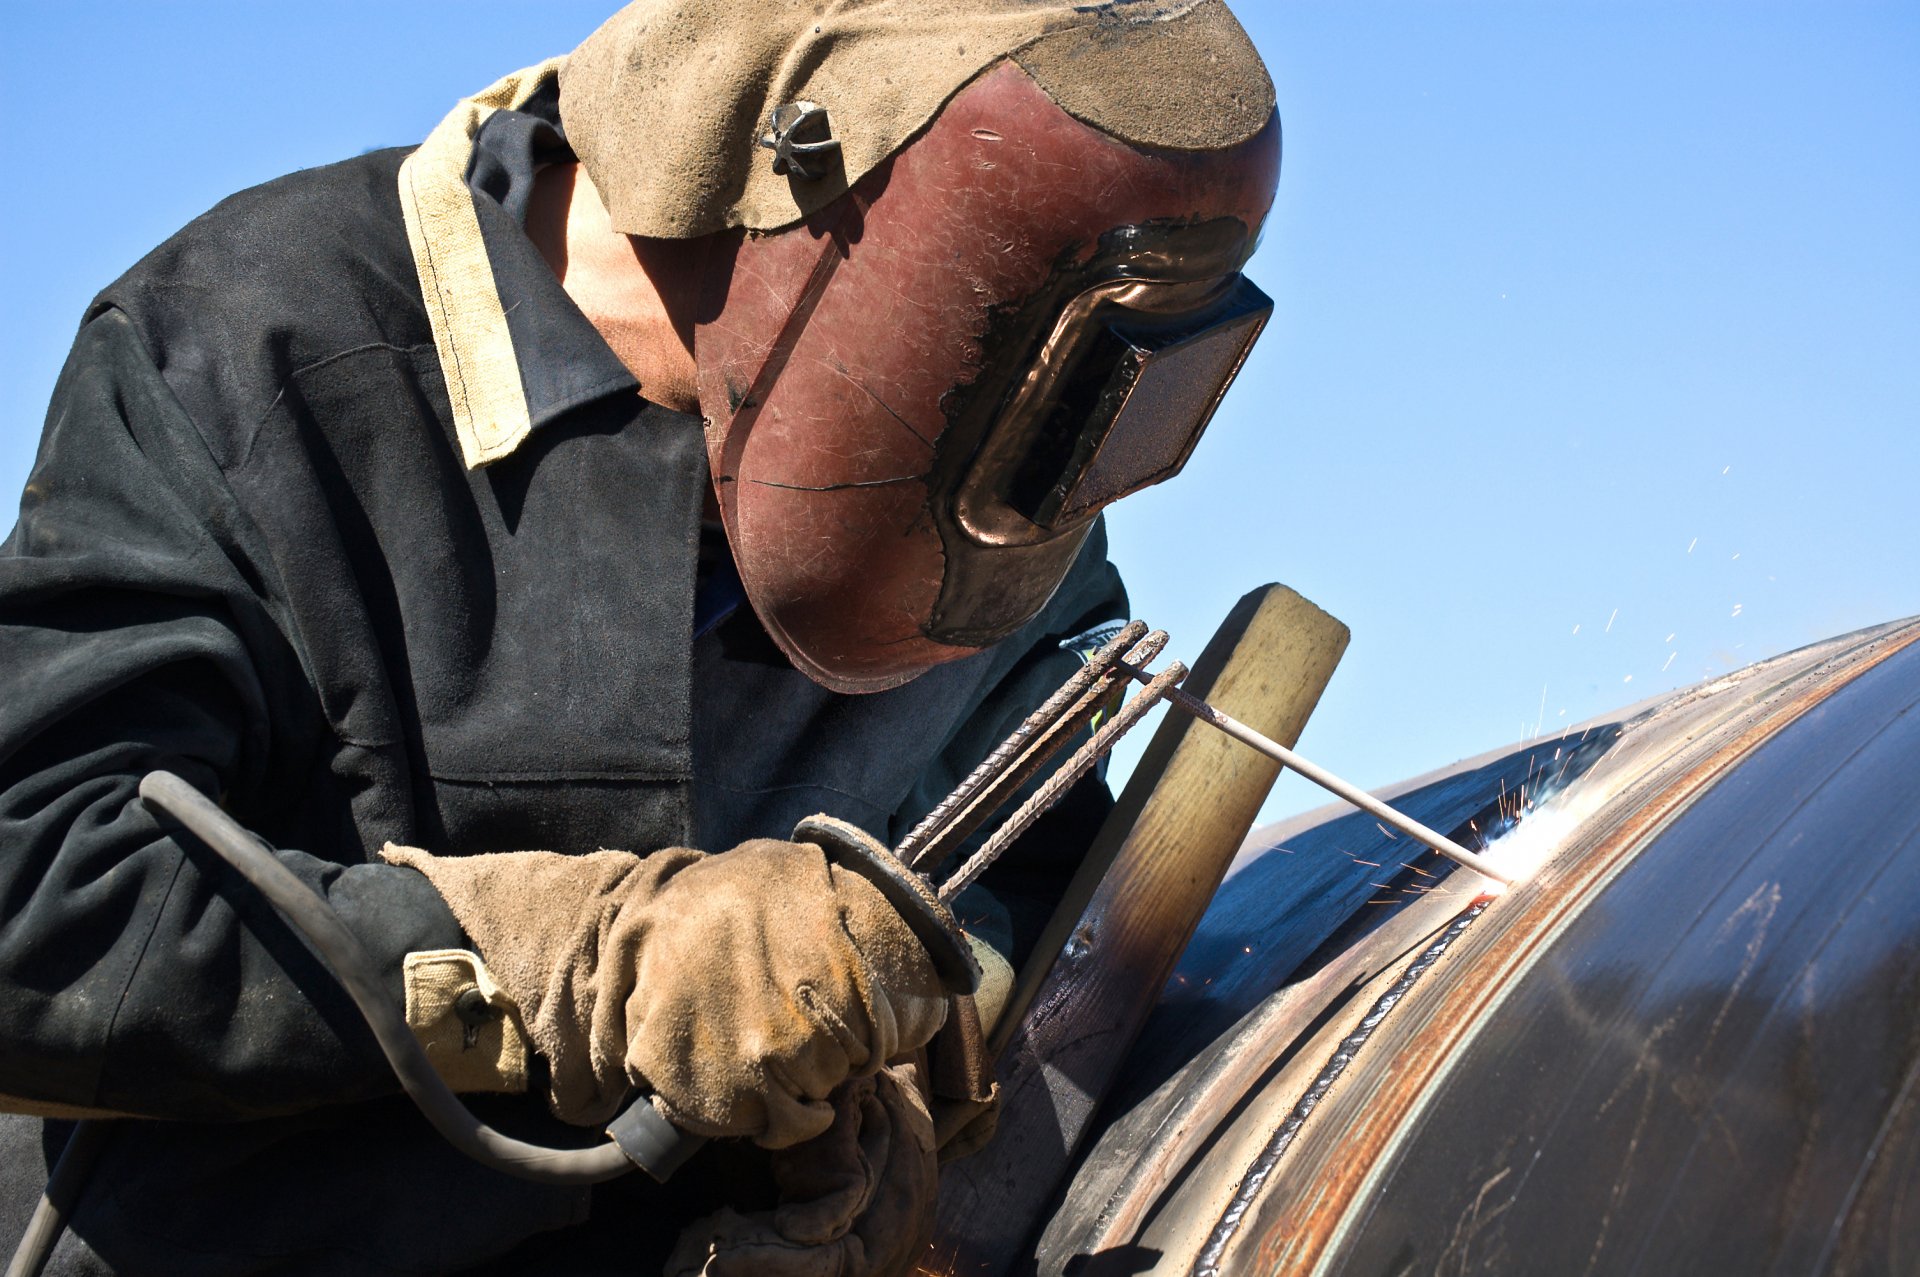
<box><xmin>896</xmin><ymin>622</ymin><xmax>1148</xmax><ymax>869</ymax></box>
<box><xmin>901</xmin><ymin>627</ymin><xmax>1168</xmax><ymax>875</ymax></box>
<box><xmin>938</xmin><ymin>660</ymin><xmax>1188</xmax><ymax>903</ymax></box>
<box><xmin>913</xmin><ymin>629</ymin><xmax>1168</xmax><ymax>874</ymax></box>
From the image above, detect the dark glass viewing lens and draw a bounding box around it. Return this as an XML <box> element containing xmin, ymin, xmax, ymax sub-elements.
<box><xmin>1010</xmin><ymin>275</ymin><xmax>1272</xmax><ymax>528</ymax></box>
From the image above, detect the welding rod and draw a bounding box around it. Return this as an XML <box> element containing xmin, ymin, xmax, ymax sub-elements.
<box><xmin>1116</xmin><ymin>663</ymin><xmax>1515</xmax><ymax>887</ymax></box>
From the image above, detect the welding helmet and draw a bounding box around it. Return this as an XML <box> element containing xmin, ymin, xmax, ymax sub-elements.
<box><xmin>564</xmin><ymin>0</ymin><xmax>1279</xmax><ymax>692</ymax></box>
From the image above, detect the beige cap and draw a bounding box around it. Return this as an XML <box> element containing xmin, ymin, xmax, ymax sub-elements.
<box><xmin>560</xmin><ymin>0</ymin><xmax>1274</xmax><ymax>239</ymax></box>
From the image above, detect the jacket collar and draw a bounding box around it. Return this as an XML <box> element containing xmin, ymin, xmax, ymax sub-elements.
<box><xmin>398</xmin><ymin>60</ymin><xmax>638</xmax><ymax>469</ymax></box>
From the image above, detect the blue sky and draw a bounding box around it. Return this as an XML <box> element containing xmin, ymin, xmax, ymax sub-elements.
<box><xmin>4</xmin><ymin>3</ymin><xmax>1915</xmax><ymax>827</ymax></box>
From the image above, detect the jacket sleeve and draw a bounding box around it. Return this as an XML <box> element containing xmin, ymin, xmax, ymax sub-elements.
<box><xmin>0</xmin><ymin>309</ymin><xmax>466</xmax><ymax>1121</ymax></box>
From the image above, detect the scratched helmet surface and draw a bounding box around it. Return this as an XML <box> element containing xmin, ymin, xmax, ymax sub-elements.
<box><xmin>563</xmin><ymin>1</ymin><xmax>1280</xmax><ymax>691</ymax></box>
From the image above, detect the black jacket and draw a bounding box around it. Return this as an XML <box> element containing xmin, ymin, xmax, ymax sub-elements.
<box><xmin>0</xmin><ymin>119</ymin><xmax>1124</xmax><ymax>1272</ymax></box>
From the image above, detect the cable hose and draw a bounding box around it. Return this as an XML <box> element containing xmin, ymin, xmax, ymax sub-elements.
<box><xmin>5</xmin><ymin>772</ymin><xmax>651</xmax><ymax>1277</ymax></box>
<box><xmin>133</xmin><ymin>771</ymin><xmax>642</xmax><ymax>1186</ymax></box>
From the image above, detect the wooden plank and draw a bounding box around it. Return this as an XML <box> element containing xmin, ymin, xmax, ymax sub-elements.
<box><xmin>924</xmin><ymin>584</ymin><xmax>1350</xmax><ymax>1275</ymax></box>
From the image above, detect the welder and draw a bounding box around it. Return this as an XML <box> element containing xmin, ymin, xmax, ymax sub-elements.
<box><xmin>0</xmin><ymin>2</ymin><xmax>1279</xmax><ymax>1273</ymax></box>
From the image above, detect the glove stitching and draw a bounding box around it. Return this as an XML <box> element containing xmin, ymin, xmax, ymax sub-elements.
<box><xmin>794</xmin><ymin>980</ymin><xmax>867</xmax><ymax>1071</ymax></box>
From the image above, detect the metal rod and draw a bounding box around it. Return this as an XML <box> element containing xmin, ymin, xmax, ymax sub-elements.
<box><xmin>1115</xmin><ymin>664</ymin><xmax>1516</xmax><ymax>886</ymax></box>
<box><xmin>938</xmin><ymin>660</ymin><xmax>1188</xmax><ymax>903</ymax></box>
<box><xmin>908</xmin><ymin>629</ymin><xmax>1168</xmax><ymax>874</ymax></box>
<box><xmin>900</xmin><ymin>628</ymin><xmax>1167</xmax><ymax>875</ymax></box>
<box><xmin>896</xmin><ymin>621</ymin><xmax>1150</xmax><ymax>870</ymax></box>
<box><xmin>5</xmin><ymin>1119</ymin><xmax>112</xmax><ymax>1277</ymax></box>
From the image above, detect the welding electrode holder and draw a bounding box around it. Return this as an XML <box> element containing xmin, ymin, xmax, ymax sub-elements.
<box><xmin>607</xmin><ymin>817</ymin><xmax>981</xmax><ymax>1176</ymax></box>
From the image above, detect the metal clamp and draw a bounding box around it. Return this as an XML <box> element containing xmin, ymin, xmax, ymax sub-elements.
<box><xmin>759</xmin><ymin>100</ymin><xmax>841</xmax><ymax>180</ymax></box>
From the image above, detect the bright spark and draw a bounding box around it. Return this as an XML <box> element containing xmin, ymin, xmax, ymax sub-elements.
<box><xmin>1477</xmin><ymin>773</ymin><xmax>1612</xmax><ymax>887</ymax></box>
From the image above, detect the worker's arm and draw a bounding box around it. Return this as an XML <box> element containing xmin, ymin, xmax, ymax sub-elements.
<box><xmin>0</xmin><ymin>309</ymin><xmax>467</xmax><ymax>1121</ymax></box>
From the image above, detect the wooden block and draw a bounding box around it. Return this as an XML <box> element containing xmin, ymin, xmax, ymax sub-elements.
<box><xmin>925</xmin><ymin>584</ymin><xmax>1350</xmax><ymax>1275</ymax></box>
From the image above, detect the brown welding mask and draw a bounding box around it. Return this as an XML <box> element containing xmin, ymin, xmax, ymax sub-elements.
<box><xmin>563</xmin><ymin>0</ymin><xmax>1280</xmax><ymax>692</ymax></box>
<box><xmin>692</xmin><ymin>63</ymin><xmax>1279</xmax><ymax>692</ymax></box>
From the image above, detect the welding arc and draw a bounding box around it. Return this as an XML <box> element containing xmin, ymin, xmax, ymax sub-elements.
<box><xmin>1113</xmin><ymin>664</ymin><xmax>1516</xmax><ymax>887</ymax></box>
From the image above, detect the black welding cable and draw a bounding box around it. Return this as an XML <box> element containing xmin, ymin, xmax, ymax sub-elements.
<box><xmin>135</xmin><ymin>771</ymin><xmax>635</xmax><ymax>1187</ymax></box>
<box><xmin>6</xmin><ymin>778</ymin><xmax>642</xmax><ymax>1277</ymax></box>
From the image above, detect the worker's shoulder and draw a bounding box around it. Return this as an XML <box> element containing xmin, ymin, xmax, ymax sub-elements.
<box><xmin>83</xmin><ymin>147</ymin><xmax>439</xmax><ymax>454</ymax></box>
<box><xmin>96</xmin><ymin>146</ymin><xmax>431</xmax><ymax>380</ymax></box>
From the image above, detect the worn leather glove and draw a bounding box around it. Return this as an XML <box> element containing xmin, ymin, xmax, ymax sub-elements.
<box><xmin>379</xmin><ymin>837</ymin><xmax>949</xmax><ymax>1146</ymax></box>
<box><xmin>926</xmin><ymin>990</ymin><xmax>1003</xmax><ymax>1162</ymax></box>
<box><xmin>664</xmin><ymin>1060</ymin><xmax>938</xmax><ymax>1277</ymax></box>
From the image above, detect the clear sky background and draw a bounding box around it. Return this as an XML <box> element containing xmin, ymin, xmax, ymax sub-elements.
<box><xmin>4</xmin><ymin>2</ymin><xmax>1915</xmax><ymax>829</ymax></box>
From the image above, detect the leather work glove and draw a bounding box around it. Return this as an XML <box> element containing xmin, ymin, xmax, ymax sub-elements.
<box><xmin>926</xmin><ymin>990</ymin><xmax>1003</xmax><ymax>1162</ymax></box>
<box><xmin>663</xmin><ymin>1060</ymin><xmax>938</xmax><ymax>1277</ymax></box>
<box><xmin>379</xmin><ymin>837</ymin><xmax>949</xmax><ymax>1147</ymax></box>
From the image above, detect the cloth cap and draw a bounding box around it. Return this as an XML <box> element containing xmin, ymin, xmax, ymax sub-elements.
<box><xmin>559</xmin><ymin>0</ymin><xmax>1274</xmax><ymax>239</ymax></box>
